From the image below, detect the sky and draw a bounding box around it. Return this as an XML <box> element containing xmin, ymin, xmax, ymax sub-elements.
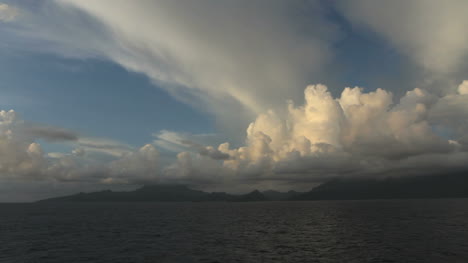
<box><xmin>0</xmin><ymin>0</ymin><xmax>468</xmax><ymax>201</ymax></box>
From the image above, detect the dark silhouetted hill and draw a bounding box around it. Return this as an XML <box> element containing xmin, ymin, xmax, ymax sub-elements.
<box><xmin>38</xmin><ymin>185</ymin><xmax>271</xmax><ymax>202</ymax></box>
<box><xmin>236</xmin><ymin>190</ymin><xmax>267</xmax><ymax>202</ymax></box>
<box><xmin>294</xmin><ymin>173</ymin><xmax>468</xmax><ymax>200</ymax></box>
<box><xmin>262</xmin><ymin>190</ymin><xmax>302</xmax><ymax>201</ymax></box>
<box><xmin>38</xmin><ymin>173</ymin><xmax>468</xmax><ymax>202</ymax></box>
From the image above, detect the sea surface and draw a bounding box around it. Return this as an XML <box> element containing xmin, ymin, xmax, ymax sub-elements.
<box><xmin>1</xmin><ymin>199</ymin><xmax>468</xmax><ymax>263</ymax></box>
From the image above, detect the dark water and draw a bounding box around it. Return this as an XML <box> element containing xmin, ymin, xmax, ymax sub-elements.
<box><xmin>1</xmin><ymin>200</ymin><xmax>468</xmax><ymax>263</ymax></box>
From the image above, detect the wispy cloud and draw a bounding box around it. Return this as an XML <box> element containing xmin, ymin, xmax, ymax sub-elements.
<box><xmin>3</xmin><ymin>0</ymin><xmax>339</xmax><ymax>136</ymax></box>
<box><xmin>21</xmin><ymin>124</ymin><xmax>78</xmax><ymax>142</ymax></box>
<box><xmin>336</xmin><ymin>0</ymin><xmax>468</xmax><ymax>74</ymax></box>
<box><xmin>76</xmin><ymin>137</ymin><xmax>134</xmax><ymax>157</ymax></box>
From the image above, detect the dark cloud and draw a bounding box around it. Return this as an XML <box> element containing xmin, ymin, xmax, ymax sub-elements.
<box><xmin>22</xmin><ymin>124</ymin><xmax>78</xmax><ymax>142</ymax></box>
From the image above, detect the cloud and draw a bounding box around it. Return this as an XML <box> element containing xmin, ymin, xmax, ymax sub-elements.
<box><xmin>163</xmin><ymin>151</ymin><xmax>229</xmax><ymax>186</ymax></box>
<box><xmin>4</xmin><ymin>0</ymin><xmax>340</xmax><ymax>139</ymax></box>
<box><xmin>1</xmin><ymin>80</ymin><xmax>468</xmax><ymax>193</ymax></box>
<box><xmin>428</xmin><ymin>81</ymin><xmax>468</xmax><ymax>138</ymax></box>
<box><xmin>0</xmin><ymin>110</ymin><xmax>46</xmax><ymax>178</ymax></box>
<box><xmin>8</xmin><ymin>0</ymin><xmax>466</xmax><ymax>147</ymax></box>
<box><xmin>152</xmin><ymin>130</ymin><xmax>193</xmax><ymax>153</ymax></box>
<box><xmin>0</xmin><ymin>110</ymin><xmax>78</xmax><ymax>143</ymax></box>
<box><xmin>180</xmin><ymin>140</ymin><xmax>231</xmax><ymax>160</ymax></box>
<box><xmin>153</xmin><ymin>130</ymin><xmax>230</xmax><ymax>160</ymax></box>
<box><xmin>107</xmin><ymin>144</ymin><xmax>159</xmax><ymax>184</ymax></box>
<box><xmin>2</xmin><ymin>2</ymin><xmax>468</xmax><ymax>196</ymax></box>
<box><xmin>165</xmin><ymin>82</ymin><xmax>468</xmax><ymax>187</ymax></box>
<box><xmin>0</xmin><ymin>109</ymin><xmax>161</xmax><ymax>184</ymax></box>
<box><xmin>336</xmin><ymin>0</ymin><xmax>468</xmax><ymax>74</ymax></box>
<box><xmin>76</xmin><ymin>137</ymin><xmax>134</xmax><ymax>157</ymax></box>
<box><xmin>21</xmin><ymin>124</ymin><xmax>78</xmax><ymax>142</ymax></box>
<box><xmin>0</xmin><ymin>3</ymin><xmax>18</xmax><ymax>22</ymax></box>
<box><xmin>458</xmin><ymin>80</ymin><xmax>468</xmax><ymax>95</ymax></box>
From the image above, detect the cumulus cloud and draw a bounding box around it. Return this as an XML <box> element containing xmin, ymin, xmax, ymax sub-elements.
<box><xmin>336</xmin><ymin>0</ymin><xmax>468</xmax><ymax>74</ymax></box>
<box><xmin>163</xmin><ymin>151</ymin><xmax>227</xmax><ymax>186</ymax></box>
<box><xmin>0</xmin><ymin>110</ymin><xmax>77</xmax><ymax>180</ymax></box>
<box><xmin>0</xmin><ymin>109</ymin><xmax>161</xmax><ymax>184</ymax></box>
<box><xmin>429</xmin><ymin>81</ymin><xmax>468</xmax><ymax>140</ymax></box>
<box><xmin>458</xmin><ymin>80</ymin><xmax>468</xmax><ymax>95</ymax></box>
<box><xmin>0</xmin><ymin>110</ymin><xmax>78</xmax><ymax>143</ymax></box>
<box><xmin>107</xmin><ymin>144</ymin><xmax>159</xmax><ymax>184</ymax></box>
<box><xmin>165</xmin><ymin>82</ymin><xmax>468</xmax><ymax>187</ymax></box>
<box><xmin>0</xmin><ymin>110</ymin><xmax>46</xmax><ymax>178</ymax></box>
<box><xmin>1</xmin><ymin>80</ymin><xmax>468</xmax><ymax>192</ymax></box>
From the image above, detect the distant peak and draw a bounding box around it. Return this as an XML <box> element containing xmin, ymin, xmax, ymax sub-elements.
<box><xmin>137</xmin><ymin>184</ymin><xmax>189</xmax><ymax>191</ymax></box>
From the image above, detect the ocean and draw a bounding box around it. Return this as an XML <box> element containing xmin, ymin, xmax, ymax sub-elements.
<box><xmin>1</xmin><ymin>199</ymin><xmax>468</xmax><ymax>262</ymax></box>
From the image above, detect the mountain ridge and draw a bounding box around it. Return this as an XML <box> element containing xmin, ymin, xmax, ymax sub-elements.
<box><xmin>38</xmin><ymin>173</ymin><xmax>468</xmax><ymax>202</ymax></box>
<box><xmin>38</xmin><ymin>184</ymin><xmax>277</xmax><ymax>203</ymax></box>
<box><xmin>293</xmin><ymin>173</ymin><xmax>468</xmax><ymax>200</ymax></box>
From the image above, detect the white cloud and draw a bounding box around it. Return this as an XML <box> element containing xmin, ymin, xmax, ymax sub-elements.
<box><xmin>336</xmin><ymin>0</ymin><xmax>468</xmax><ymax>74</ymax></box>
<box><xmin>166</xmin><ymin>82</ymin><xmax>468</xmax><ymax>187</ymax></box>
<box><xmin>458</xmin><ymin>80</ymin><xmax>468</xmax><ymax>95</ymax></box>
<box><xmin>0</xmin><ymin>110</ymin><xmax>46</xmax><ymax>178</ymax></box>
<box><xmin>153</xmin><ymin>130</ymin><xmax>229</xmax><ymax>159</ymax></box>
<box><xmin>429</xmin><ymin>81</ymin><xmax>468</xmax><ymax>139</ymax></box>
<box><xmin>152</xmin><ymin>130</ymin><xmax>192</xmax><ymax>153</ymax></box>
<box><xmin>6</xmin><ymin>0</ymin><xmax>339</xmax><ymax>137</ymax></box>
<box><xmin>75</xmin><ymin>137</ymin><xmax>134</xmax><ymax>157</ymax></box>
<box><xmin>163</xmin><ymin>151</ymin><xmax>227</xmax><ymax>185</ymax></box>
<box><xmin>107</xmin><ymin>144</ymin><xmax>159</xmax><ymax>184</ymax></box>
<box><xmin>1</xmin><ymin>80</ymin><xmax>468</xmax><ymax>192</ymax></box>
<box><xmin>8</xmin><ymin>0</ymin><xmax>464</xmax><ymax>148</ymax></box>
<box><xmin>0</xmin><ymin>109</ymin><xmax>161</xmax><ymax>184</ymax></box>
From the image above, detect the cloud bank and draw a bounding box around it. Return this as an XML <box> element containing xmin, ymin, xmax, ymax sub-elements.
<box><xmin>1</xmin><ymin>80</ymin><xmax>468</xmax><ymax>191</ymax></box>
<box><xmin>163</xmin><ymin>81</ymin><xmax>468</xmax><ymax>189</ymax></box>
<box><xmin>0</xmin><ymin>110</ymin><xmax>160</xmax><ymax>184</ymax></box>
